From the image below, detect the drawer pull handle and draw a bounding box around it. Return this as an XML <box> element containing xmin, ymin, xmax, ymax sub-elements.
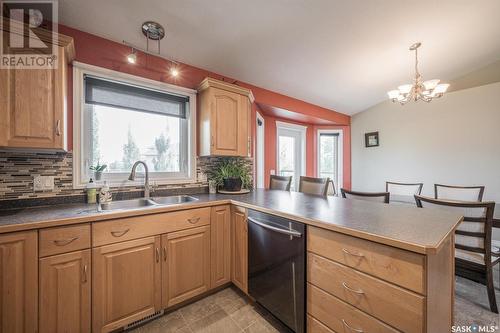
<box><xmin>342</xmin><ymin>248</ymin><xmax>364</xmax><ymax>258</ymax></box>
<box><xmin>56</xmin><ymin>120</ymin><xmax>61</xmax><ymax>136</ymax></box>
<box><xmin>187</xmin><ymin>217</ymin><xmax>200</xmax><ymax>224</ymax></box>
<box><xmin>155</xmin><ymin>248</ymin><xmax>160</xmax><ymax>263</ymax></box>
<box><xmin>342</xmin><ymin>319</ymin><xmax>364</xmax><ymax>333</ymax></box>
<box><xmin>110</xmin><ymin>229</ymin><xmax>130</xmax><ymax>237</ymax></box>
<box><xmin>342</xmin><ymin>282</ymin><xmax>365</xmax><ymax>295</ymax></box>
<box><xmin>53</xmin><ymin>237</ymin><xmax>78</xmax><ymax>246</ymax></box>
<box><xmin>163</xmin><ymin>247</ymin><xmax>167</xmax><ymax>261</ymax></box>
<box><xmin>82</xmin><ymin>265</ymin><xmax>88</xmax><ymax>283</ymax></box>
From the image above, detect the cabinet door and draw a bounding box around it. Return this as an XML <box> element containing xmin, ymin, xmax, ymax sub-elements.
<box><xmin>0</xmin><ymin>46</ymin><xmax>66</xmax><ymax>149</ymax></box>
<box><xmin>39</xmin><ymin>250</ymin><xmax>91</xmax><ymax>333</ymax></box>
<box><xmin>0</xmin><ymin>231</ymin><xmax>38</xmax><ymax>333</ymax></box>
<box><xmin>162</xmin><ymin>225</ymin><xmax>210</xmax><ymax>307</ymax></box>
<box><xmin>210</xmin><ymin>205</ymin><xmax>231</xmax><ymax>288</ymax></box>
<box><xmin>231</xmin><ymin>206</ymin><xmax>248</xmax><ymax>293</ymax></box>
<box><xmin>93</xmin><ymin>236</ymin><xmax>161</xmax><ymax>333</ymax></box>
<box><xmin>210</xmin><ymin>87</ymin><xmax>246</xmax><ymax>156</ymax></box>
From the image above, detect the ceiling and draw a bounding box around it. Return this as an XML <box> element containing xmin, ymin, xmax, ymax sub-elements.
<box><xmin>59</xmin><ymin>0</ymin><xmax>500</xmax><ymax>115</ymax></box>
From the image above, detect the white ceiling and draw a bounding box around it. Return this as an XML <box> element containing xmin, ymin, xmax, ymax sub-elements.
<box><xmin>59</xmin><ymin>0</ymin><xmax>500</xmax><ymax>115</ymax></box>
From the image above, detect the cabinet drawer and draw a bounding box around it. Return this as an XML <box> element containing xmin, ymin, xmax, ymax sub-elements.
<box><xmin>308</xmin><ymin>315</ymin><xmax>336</xmax><ymax>333</ymax></box>
<box><xmin>39</xmin><ymin>224</ymin><xmax>90</xmax><ymax>257</ymax></box>
<box><xmin>308</xmin><ymin>253</ymin><xmax>424</xmax><ymax>333</ymax></box>
<box><xmin>307</xmin><ymin>226</ymin><xmax>425</xmax><ymax>294</ymax></box>
<box><xmin>93</xmin><ymin>208</ymin><xmax>211</xmax><ymax>246</ymax></box>
<box><xmin>308</xmin><ymin>284</ymin><xmax>399</xmax><ymax>333</ymax></box>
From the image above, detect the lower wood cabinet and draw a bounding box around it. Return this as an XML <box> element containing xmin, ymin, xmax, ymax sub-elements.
<box><xmin>162</xmin><ymin>225</ymin><xmax>211</xmax><ymax>307</ymax></box>
<box><xmin>210</xmin><ymin>205</ymin><xmax>231</xmax><ymax>288</ymax></box>
<box><xmin>39</xmin><ymin>250</ymin><xmax>91</xmax><ymax>333</ymax></box>
<box><xmin>231</xmin><ymin>206</ymin><xmax>248</xmax><ymax>293</ymax></box>
<box><xmin>0</xmin><ymin>231</ymin><xmax>38</xmax><ymax>333</ymax></box>
<box><xmin>92</xmin><ymin>236</ymin><xmax>161</xmax><ymax>333</ymax></box>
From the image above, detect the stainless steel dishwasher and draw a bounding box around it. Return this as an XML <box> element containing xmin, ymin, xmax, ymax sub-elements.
<box><xmin>247</xmin><ymin>209</ymin><xmax>305</xmax><ymax>333</ymax></box>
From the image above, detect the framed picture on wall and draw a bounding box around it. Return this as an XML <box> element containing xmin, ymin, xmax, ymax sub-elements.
<box><xmin>365</xmin><ymin>131</ymin><xmax>379</xmax><ymax>147</ymax></box>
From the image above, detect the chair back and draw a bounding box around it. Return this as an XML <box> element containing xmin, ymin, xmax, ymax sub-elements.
<box><xmin>415</xmin><ymin>195</ymin><xmax>495</xmax><ymax>265</ymax></box>
<box><xmin>298</xmin><ymin>176</ymin><xmax>329</xmax><ymax>196</ymax></box>
<box><xmin>269</xmin><ymin>175</ymin><xmax>292</xmax><ymax>191</ymax></box>
<box><xmin>386</xmin><ymin>181</ymin><xmax>423</xmax><ymax>204</ymax></box>
<box><xmin>340</xmin><ymin>189</ymin><xmax>390</xmax><ymax>204</ymax></box>
<box><xmin>434</xmin><ymin>184</ymin><xmax>485</xmax><ymax>202</ymax></box>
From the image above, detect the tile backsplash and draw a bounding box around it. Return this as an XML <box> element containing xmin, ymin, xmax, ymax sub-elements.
<box><xmin>0</xmin><ymin>151</ymin><xmax>253</xmax><ymax>204</ymax></box>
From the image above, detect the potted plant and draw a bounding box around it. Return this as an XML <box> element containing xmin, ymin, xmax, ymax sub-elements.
<box><xmin>90</xmin><ymin>161</ymin><xmax>107</xmax><ymax>181</ymax></box>
<box><xmin>210</xmin><ymin>158</ymin><xmax>251</xmax><ymax>192</ymax></box>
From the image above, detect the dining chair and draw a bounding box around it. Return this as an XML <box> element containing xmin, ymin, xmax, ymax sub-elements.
<box><xmin>434</xmin><ymin>184</ymin><xmax>485</xmax><ymax>202</ymax></box>
<box><xmin>298</xmin><ymin>176</ymin><xmax>330</xmax><ymax>196</ymax></box>
<box><xmin>269</xmin><ymin>175</ymin><xmax>292</xmax><ymax>191</ymax></box>
<box><xmin>415</xmin><ymin>195</ymin><xmax>498</xmax><ymax>313</ymax></box>
<box><xmin>340</xmin><ymin>189</ymin><xmax>390</xmax><ymax>204</ymax></box>
<box><xmin>386</xmin><ymin>181</ymin><xmax>423</xmax><ymax>204</ymax></box>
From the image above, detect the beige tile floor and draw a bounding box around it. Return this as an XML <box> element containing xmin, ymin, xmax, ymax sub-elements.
<box><xmin>130</xmin><ymin>272</ymin><xmax>500</xmax><ymax>333</ymax></box>
<box><xmin>128</xmin><ymin>287</ymin><xmax>290</xmax><ymax>333</ymax></box>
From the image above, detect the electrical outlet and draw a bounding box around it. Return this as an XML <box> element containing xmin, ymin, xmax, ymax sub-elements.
<box><xmin>33</xmin><ymin>176</ymin><xmax>54</xmax><ymax>191</ymax></box>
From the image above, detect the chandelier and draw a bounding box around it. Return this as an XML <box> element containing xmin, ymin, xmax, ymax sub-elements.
<box><xmin>387</xmin><ymin>42</ymin><xmax>449</xmax><ymax>104</ymax></box>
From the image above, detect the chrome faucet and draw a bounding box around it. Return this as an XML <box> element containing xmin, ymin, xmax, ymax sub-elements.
<box><xmin>128</xmin><ymin>161</ymin><xmax>150</xmax><ymax>198</ymax></box>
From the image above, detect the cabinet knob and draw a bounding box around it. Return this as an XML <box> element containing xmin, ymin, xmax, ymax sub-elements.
<box><xmin>56</xmin><ymin>120</ymin><xmax>61</xmax><ymax>136</ymax></box>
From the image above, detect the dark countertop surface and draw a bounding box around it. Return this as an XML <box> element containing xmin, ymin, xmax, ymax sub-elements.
<box><xmin>0</xmin><ymin>189</ymin><xmax>462</xmax><ymax>254</ymax></box>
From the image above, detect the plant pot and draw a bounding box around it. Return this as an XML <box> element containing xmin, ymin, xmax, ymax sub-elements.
<box><xmin>222</xmin><ymin>177</ymin><xmax>242</xmax><ymax>192</ymax></box>
<box><xmin>94</xmin><ymin>171</ymin><xmax>102</xmax><ymax>181</ymax></box>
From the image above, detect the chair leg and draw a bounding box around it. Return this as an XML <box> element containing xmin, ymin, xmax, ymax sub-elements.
<box><xmin>486</xmin><ymin>266</ymin><xmax>498</xmax><ymax>313</ymax></box>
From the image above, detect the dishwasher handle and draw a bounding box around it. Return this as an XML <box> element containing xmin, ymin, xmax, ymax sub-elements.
<box><xmin>248</xmin><ymin>217</ymin><xmax>302</xmax><ymax>238</ymax></box>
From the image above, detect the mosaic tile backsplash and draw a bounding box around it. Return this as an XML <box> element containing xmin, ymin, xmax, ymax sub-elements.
<box><xmin>0</xmin><ymin>151</ymin><xmax>253</xmax><ymax>204</ymax></box>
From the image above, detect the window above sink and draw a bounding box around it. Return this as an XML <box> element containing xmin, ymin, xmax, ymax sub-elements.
<box><xmin>72</xmin><ymin>62</ymin><xmax>197</xmax><ymax>189</ymax></box>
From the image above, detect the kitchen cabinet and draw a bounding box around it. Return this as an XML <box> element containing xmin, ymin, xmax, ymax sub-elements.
<box><xmin>39</xmin><ymin>250</ymin><xmax>91</xmax><ymax>333</ymax></box>
<box><xmin>231</xmin><ymin>206</ymin><xmax>248</xmax><ymax>293</ymax></box>
<box><xmin>210</xmin><ymin>205</ymin><xmax>231</xmax><ymax>288</ymax></box>
<box><xmin>198</xmin><ymin>77</ymin><xmax>254</xmax><ymax>157</ymax></box>
<box><xmin>162</xmin><ymin>225</ymin><xmax>211</xmax><ymax>307</ymax></box>
<box><xmin>92</xmin><ymin>236</ymin><xmax>161</xmax><ymax>333</ymax></box>
<box><xmin>0</xmin><ymin>29</ymin><xmax>74</xmax><ymax>150</ymax></box>
<box><xmin>0</xmin><ymin>231</ymin><xmax>38</xmax><ymax>333</ymax></box>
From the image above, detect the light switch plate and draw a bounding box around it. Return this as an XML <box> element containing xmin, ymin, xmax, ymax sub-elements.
<box><xmin>33</xmin><ymin>176</ymin><xmax>54</xmax><ymax>191</ymax></box>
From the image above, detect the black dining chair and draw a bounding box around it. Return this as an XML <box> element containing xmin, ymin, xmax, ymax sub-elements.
<box><xmin>415</xmin><ymin>194</ymin><xmax>498</xmax><ymax>313</ymax></box>
<box><xmin>298</xmin><ymin>176</ymin><xmax>330</xmax><ymax>196</ymax></box>
<box><xmin>269</xmin><ymin>175</ymin><xmax>292</xmax><ymax>191</ymax></box>
<box><xmin>386</xmin><ymin>181</ymin><xmax>423</xmax><ymax>205</ymax></box>
<box><xmin>434</xmin><ymin>184</ymin><xmax>485</xmax><ymax>202</ymax></box>
<box><xmin>340</xmin><ymin>189</ymin><xmax>390</xmax><ymax>204</ymax></box>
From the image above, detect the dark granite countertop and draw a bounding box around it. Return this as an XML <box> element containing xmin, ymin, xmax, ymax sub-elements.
<box><xmin>0</xmin><ymin>189</ymin><xmax>462</xmax><ymax>254</ymax></box>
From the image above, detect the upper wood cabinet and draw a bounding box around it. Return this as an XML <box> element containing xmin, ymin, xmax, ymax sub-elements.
<box><xmin>0</xmin><ymin>28</ymin><xmax>75</xmax><ymax>150</ymax></box>
<box><xmin>162</xmin><ymin>225</ymin><xmax>211</xmax><ymax>307</ymax></box>
<box><xmin>231</xmin><ymin>206</ymin><xmax>248</xmax><ymax>293</ymax></box>
<box><xmin>39</xmin><ymin>250</ymin><xmax>91</xmax><ymax>333</ymax></box>
<box><xmin>198</xmin><ymin>77</ymin><xmax>254</xmax><ymax>157</ymax></box>
<box><xmin>0</xmin><ymin>231</ymin><xmax>38</xmax><ymax>333</ymax></box>
<box><xmin>92</xmin><ymin>236</ymin><xmax>161</xmax><ymax>333</ymax></box>
<box><xmin>210</xmin><ymin>205</ymin><xmax>231</xmax><ymax>289</ymax></box>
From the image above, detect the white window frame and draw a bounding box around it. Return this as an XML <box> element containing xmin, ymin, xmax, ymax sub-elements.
<box><xmin>276</xmin><ymin>121</ymin><xmax>307</xmax><ymax>189</ymax></box>
<box><xmin>72</xmin><ymin>61</ymin><xmax>197</xmax><ymax>189</ymax></box>
<box><xmin>256</xmin><ymin>112</ymin><xmax>265</xmax><ymax>189</ymax></box>
<box><xmin>317</xmin><ymin>129</ymin><xmax>343</xmax><ymax>192</ymax></box>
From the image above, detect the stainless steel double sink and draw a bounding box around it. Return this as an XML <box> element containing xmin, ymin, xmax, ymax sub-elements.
<box><xmin>98</xmin><ymin>195</ymin><xmax>198</xmax><ymax>211</ymax></box>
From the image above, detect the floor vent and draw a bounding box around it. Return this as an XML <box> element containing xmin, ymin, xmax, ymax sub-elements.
<box><xmin>123</xmin><ymin>310</ymin><xmax>164</xmax><ymax>330</ymax></box>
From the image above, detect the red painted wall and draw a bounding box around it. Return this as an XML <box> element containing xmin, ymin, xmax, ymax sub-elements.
<box><xmin>58</xmin><ymin>24</ymin><xmax>351</xmax><ymax>188</ymax></box>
